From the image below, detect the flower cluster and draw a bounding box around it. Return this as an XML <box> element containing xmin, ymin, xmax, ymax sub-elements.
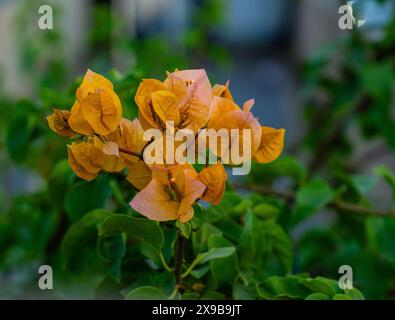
<box><xmin>47</xmin><ymin>69</ymin><xmax>285</xmax><ymax>223</ymax></box>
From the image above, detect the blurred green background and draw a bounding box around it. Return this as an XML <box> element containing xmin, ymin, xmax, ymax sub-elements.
<box><xmin>0</xmin><ymin>0</ymin><xmax>395</xmax><ymax>299</ymax></box>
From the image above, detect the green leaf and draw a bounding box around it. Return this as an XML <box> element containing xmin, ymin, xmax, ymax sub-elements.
<box><xmin>300</xmin><ymin>278</ymin><xmax>336</xmax><ymax>297</ymax></box>
<box><xmin>332</xmin><ymin>294</ymin><xmax>352</xmax><ymax>300</ymax></box>
<box><xmin>366</xmin><ymin>216</ymin><xmax>395</xmax><ymax>264</ymax></box>
<box><xmin>345</xmin><ymin>288</ymin><xmax>364</xmax><ymax>300</ymax></box>
<box><xmin>6</xmin><ymin>113</ymin><xmax>35</xmax><ymax>163</ymax></box>
<box><xmin>263</xmin><ymin>275</ymin><xmax>310</xmax><ymax>299</ymax></box>
<box><xmin>65</xmin><ymin>175</ymin><xmax>112</xmax><ymax>222</ymax></box>
<box><xmin>293</xmin><ymin>179</ymin><xmax>333</xmax><ymax>225</ymax></box>
<box><xmin>190</xmin><ymin>265</ymin><xmax>210</xmax><ymax>279</ymax></box>
<box><xmin>192</xmin><ymin>222</ymin><xmax>222</xmax><ymax>253</ymax></box>
<box><xmin>201</xmin><ymin>291</ymin><xmax>226</xmax><ymax>300</ymax></box>
<box><xmin>125</xmin><ymin>286</ymin><xmax>167</xmax><ymax>300</ymax></box>
<box><xmin>99</xmin><ymin>214</ymin><xmax>164</xmax><ymax>262</ymax></box>
<box><xmin>205</xmin><ymin>192</ymin><xmax>244</xmax><ymax>222</ymax></box>
<box><xmin>262</xmin><ymin>221</ymin><xmax>293</xmax><ymax>274</ymax></box>
<box><xmin>198</xmin><ymin>247</ymin><xmax>236</xmax><ymax>264</ymax></box>
<box><xmin>238</xmin><ymin>209</ymin><xmax>265</xmax><ymax>268</ymax></box>
<box><xmin>181</xmin><ymin>293</ymin><xmax>200</xmax><ymax>300</ymax></box>
<box><xmin>62</xmin><ymin>209</ymin><xmax>110</xmax><ymax>268</ymax></box>
<box><xmin>176</xmin><ymin>221</ymin><xmax>192</xmax><ymax>239</ymax></box>
<box><xmin>305</xmin><ymin>293</ymin><xmax>330</xmax><ymax>300</ymax></box>
<box><xmin>253</xmin><ymin>203</ymin><xmax>280</xmax><ymax>221</ymax></box>
<box><xmin>232</xmin><ymin>280</ymin><xmax>258</xmax><ymax>300</ymax></box>
<box><xmin>250</xmin><ymin>155</ymin><xmax>306</xmax><ymax>185</ymax></box>
<box><xmin>97</xmin><ymin>234</ymin><xmax>126</xmax><ymax>283</ymax></box>
<box><xmin>208</xmin><ymin>234</ymin><xmax>237</xmax><ymax>289</ymax></box>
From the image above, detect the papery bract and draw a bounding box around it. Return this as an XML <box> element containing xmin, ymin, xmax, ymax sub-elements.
<box><xmin>67</xmin><ymin>141</ymin><xmax>104</xmax><ymax>181</ymax></box>
<box><xmin>47</xmin><ymin>109</ymin><xmax>76</xmax><ymax>137</ymax></box>
<box><xmin>253</xmin><ymin>126</ymin><xmax>285</xmax><ymax>164</ymax></box>
<box><xmin>199</xmin><ymin>163</ymin><xmax>227</xmax><ymax>205</ymax></box>
<box><xmin>69</xmin><ymin>70</ymin><xmax>122</xmax><ymax>136</ymax></box>
<box><xmin>130</xmin><ymin>164</ymin><xmax>206</xmax><ymax>223</ymax></box>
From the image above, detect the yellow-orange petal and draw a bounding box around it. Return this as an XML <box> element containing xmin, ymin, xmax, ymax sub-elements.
<box><xmin>164</xmin><ymin>73</ymin><xmax>188</xmax><ymax>108</ymax></box>
<box><xmin>170</xmin><ymin>69</ymin><xmax>213</xmax><ymax>132</ymax></box>
<box><xmin>116</xmin><ymin>118</ymin><xmax>146</xmax><ymax>165</ymax></box>
<box><xmin>76</xmin><ymin>69</ymin><xmax>113</xmax><ymax>102</ymax></box>
<box><xmin>130</xmin><ymin>178</ymin><xmax>179</xmax><ymax>221</ymax></box>
<box><xmin>81</xmin><ymin>88</ymin><xmax>122</xmax><ymax>135</ymax></box>
<box><xmin>207</xmin><ymin>96</ymin><xmax>239</xmax><ymax>128</ymax></box>
<box><xmin>67</xmin><ymin>141</ymin><xmax>104</xmax><ymax>181</ymax></box>
<box><xmin>178</xmin><ymin>176</ymin><xmax>206</xmax><ymax>221</ymax></box>
<box><xmin>242</xmin><ymin>98</ymin><xmax>255</xmax><ymax>112</ymax></box>
<box><xmin>47</xmin><ymin>109</ymin><xmax>76</xmax><ymax>137</ymax></box>
<box><xmin>198</xmin><ymin>163</ymin><xmax>227</xmax><ymax>205</ymax></box>
<box><xmin>253</xmin><ymin>126</ymin><xmax>285</xmax><ymax>164</ymax></box>
<box><xmin>212</xmin><ymin>80</ymin><xmax>233</xmax><ymax>101</ymax></box>
<box><xmin>126</xmin><ymin>161</ymin><xmax>152</xmax><ymax>190</ymax></box>
<box><xmin>103</xmin><ymin>155</ymin><xmax>126</xmax><ymax>172</ymax></box>
<box><xmin>208</xmin><ymin>109</ymin><xmax>262</xmax><ymax>163</ymax></box>
<box><xmin>69</xmin><ymin>101</ymin><xmax>95</xmax><ymax>136</ymax></box>
<box><xmin>178</xmin><ymin>207</ymin><xmax>194</xmax><ymax>224</ymax></box>
<box><xmin>151</xmin><ymin>90</ymin><xmax>180</xmax><ymax>126</ymax></box>
<box><xmin>135</xmin><ymin>79</ymin><xmax>165</xmax><ymax>130</ymax></box>
<box><xmin>91</xmin><ymin>136</ymin><xmax>126</xmax><ymax>173</ymax></box>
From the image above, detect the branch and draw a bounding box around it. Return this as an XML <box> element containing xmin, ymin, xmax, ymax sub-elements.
<box><xmin>174</xmin><ymin>231</ymin><xmax>186</xmax><ymax>288</ymax></box>
<box><xmin>118</xmin><ymin>147</ymin><xmax>143</xmax><ymax>160</ymax></box>
<box><xmin>234</xmin><ymin>183</ymin><xmax>395</xmax><ymax>218</ymax></box>
<box><xmin>96</xmin><ymin>133</ymin><xmax>144</xmax><ymax>160</ymax></box>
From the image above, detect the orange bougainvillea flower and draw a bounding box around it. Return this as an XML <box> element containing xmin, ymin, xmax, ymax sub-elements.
<box><xmin>151</xmin><ymin>90</ymin><xmax>180</xmax><ymax>127</ymax></box>
<box><xmin>47</xmin><ymin>109</ymin><xmax>76</xmax><ymax>138</ymax></box>
<box><xmin>212</xmin><ymin>80</ymin><xmax>233</xmax><ymax>101</ymax></box>
<box><xmin>130</xmin><ymin>164</ymin><xmax>206</xmax><ymax>223</ymax></box>
<box><xmin>198</xmin><ymin>163</ymin><xmax>227</xmax><ymax>205</ymax></box>
<box><xmin>135</xmin><ymin>69</ymin><xmax>212</xmax><ymax>133</ymax></box>
<box><xmin>127</xmin><ymin>160</ymin><xmax>152</xmax><ymax>190</ymax></box>
<box><xmin>69</xmin><ymin>69</ymin><xmax>122</xmax><ymax>136</ymax></box>
<box><xmin>66</xmin><ymin>117</ymin><xmax>146</xmax><ymax>179</ymax></box>
<box><xmin>76</xmin><ymin>69</ymin><xmax>113</xmax><ymax>101</ymax></box>
<box><xmin>253</xmin><ymin>126</ymin><xmax>285</xmax><ymax>164</ymax></box>
<box><xmin>104</xmin><ymin>118</ymin><xmax>146</xmax><ymax>168</ymax></box>
<box><xmin>207</xmin><ymin>96</ymin><xmax>262</xmax><ymax>163</ymax></box>
<box><xmin>47</xmin><ymin>68</ymin><xmax>286</xmax><ymax>224</ymax></box>
<box><xmin>168</xmin><ymin>69</ymin><xmax>212</xmax><ymax>132</ymax></box>
<box><xmin>67</xmin><ymin>140</ymin><xmax>104</xmax><ymax>181</ymax></box>
<box><xmin>135</xmin><ymin>79</ymin><xmax>166</xmax><ymax>130</ymax></box>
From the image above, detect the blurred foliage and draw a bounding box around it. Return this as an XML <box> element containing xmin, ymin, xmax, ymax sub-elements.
<box><xmin>0</xmin><ymin>0</ymin><xmax>395</xmax><ymax>300</ymax></box>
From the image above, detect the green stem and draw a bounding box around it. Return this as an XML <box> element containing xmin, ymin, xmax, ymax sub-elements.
<box><xmin>168</xmin><ymin>287</ymin><xmax>179</xmax><ymax>300</ymax></box>
<box><xmin>159</xmin><ymin>253</ymin><xmax>173</xmax><ymax>273</ymax></box>
<box><xmin>181</xmin><ymin>256</ymin><xmax>202</xmax><ymax>279</ymax></box>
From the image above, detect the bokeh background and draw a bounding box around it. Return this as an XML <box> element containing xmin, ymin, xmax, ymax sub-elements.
<box><xmin>0</xmin><ymin>0</ymin><xmax>395</xmax><ymax>299</ymax></box>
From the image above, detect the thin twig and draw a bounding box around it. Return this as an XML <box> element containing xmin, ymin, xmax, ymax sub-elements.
<box><xmin>118</xmin><ymin>146</ymin><xmax>143</xmax><ymax>160</ymax></box>
<box><xmin>234</xmin><ymin>183</ymin><xmax>395</xmax><ymax>218</ymax></box>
